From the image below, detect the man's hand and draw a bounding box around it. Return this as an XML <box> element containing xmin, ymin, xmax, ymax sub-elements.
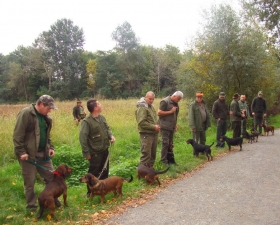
<box><xmin>86</xmin><ymin>155</ymin><xmax>91</xmax><ymax>160</ymax></box>
<box><xmin>154</xmin><ymin>125</ymin><xmax>160</xmax><ymax>131</ymax></box>
<box><xmin>49</xmin><ymin>149</ymin><xmax>55</xmax><ymax>158</ymax></box>
<box><xmin>264</xmin><ymin>113</ymin><xmax>267</xmax><ymax>117</ymax></box>
<box><xmin>110</xmin><ymin>136</ymin><xmax>116</xmax><ymax>143</ymax></box>
<box><xmin>20</xmin><ymin>154</ymin><xmax>28</xmax><ymax>161</ymax></box>
<box><xmin>192</xmin><ymin>128</ymin><xmax>196</xmax><ymax>133</ymax></box>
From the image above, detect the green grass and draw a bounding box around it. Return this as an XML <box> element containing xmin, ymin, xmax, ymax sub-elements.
<box><xmin>0</xmin><ymin>99</ymin><xmax>279</xmax><ymax>224</ymax></box>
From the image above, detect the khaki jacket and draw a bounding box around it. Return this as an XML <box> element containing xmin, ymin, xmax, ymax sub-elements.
<box><xmin>13</xmin><ymin>104</ymin><xmax>54</xmax><ymax>160</ymax></box>
<box><xmin>188</xmin><ymin>100</ymin><xmax>211</xmax><ymax>131</ymax></box>
<box><xmin>79</xmin><ymin>114</ymin><xmax>113</xmax><ymax>158</ymax></box>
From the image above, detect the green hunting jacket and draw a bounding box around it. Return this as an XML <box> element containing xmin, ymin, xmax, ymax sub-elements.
<box><xmin>135</xmin><ymin>97</ymin><xmax>158</xmax><ymax>134</ymax></box>
<box><xmin>158</xmin><ymin>95</ymin><xmax>179</xmax><ymax>131</ymax></box>
<box><xmin>79</xmin><ymin>114</ymin><xmax>113</xmax><ymax>158</ymax></box>
<box><xmin>230</xmin><ymin>99</ymin><xmax>242</xmax><ymax>122</ymax></box>
<box><xmin>13</xmin><ymin>104</ymin><xmax>54</xmax><ymax>160</ymax></box>
<box><xmin>188</xmin><ymin>100</ymin><xmax>211</xmax><ymax>131</ymax></box>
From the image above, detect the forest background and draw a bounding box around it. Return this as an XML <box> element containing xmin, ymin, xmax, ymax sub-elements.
<box><xmin>1</xmin><ymin>1</ymin><xmax>280</xmax><ymax>112</ymax></box>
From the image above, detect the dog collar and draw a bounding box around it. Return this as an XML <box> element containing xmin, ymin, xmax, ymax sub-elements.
<box><xmin>53</xmin><ymin>171</ymin><xmax>63</xmax><ymax>176</ymax></box>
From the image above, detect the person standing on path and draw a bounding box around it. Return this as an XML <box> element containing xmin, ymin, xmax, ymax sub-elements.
<box><xmin>79</xmin><ymin>99</ymin><xmax>116</xmax><ymax>196</ymax></box>
<box><xmin>230</xmin><ymin>93</ymin><xmax>245</xmax><ymax>138</ymax></box>
<box><xmin>13</xmin><ymin>95</ymin><xmax>58</xmax><ymax>212</ymax></box>
<box><xmin>212</xmin><ymin>92</ymin><xmax>229</xmax><ymax>148</ymax></box>
<box><xmin>238</xmin><ymin>94</ymin><xmax>249</xmax><ymax>133</ymax></box>
<box><xmin>251</xmin><ymin>91</ymin><xmax>267</xmax><ymax>135</ymax></box>
<box><xmin>136</xmin><ymin>91</ymin><xmax>160</xmax><ymax>168</ymax></box>
<box><xmin>158</xmin><ymin>91</ymin><xmax>183</xmax><ymax>165</ymax></box>
<box><xmin>188</xmin><ymin>91</ymin><xmax>211</xmax><ymax>145</ymax></box>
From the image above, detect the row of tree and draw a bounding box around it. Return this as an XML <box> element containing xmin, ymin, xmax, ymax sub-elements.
<box><xmin>0</xmin><ymin>1</ymin><xmax>280</xmax><ymax>112</ymax></box>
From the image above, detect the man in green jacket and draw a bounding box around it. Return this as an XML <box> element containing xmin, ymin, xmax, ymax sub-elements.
<box><xmin>79</xmin><ymin>99</ymin><xmax>116</xmax><ymax>196</ymax></box>
<box><xmin>238</xmin><ymin>94</ymin><xmax>249</xmax><ymax>134</ymax></box>
<box><xmin>230</xmin><ymin>93</ymin><xmax>245</xmax><ymax>138</ymax></box>
<box><xmin>136</xmin><ymin>91</ymin><xmax>160</xmax><ymax>168</ymax></box>
<box><xmin>73</xmin><ymin>100</ymin><xmax>86</xmax><ymax>125</ymax></box>
<box><xmin>158</xmin><ymin>91</ymin><xmax>183</xmax><ymax>164</ymax></box>
<box><xmin>188</xmin><ymin>91</ymin><xmax>211</xmax><ymax>145</ymax></box>
<box><xmin>13</xmin><ymin>95</ymin><xmax>57</xmax><ymax>212</ymax></box>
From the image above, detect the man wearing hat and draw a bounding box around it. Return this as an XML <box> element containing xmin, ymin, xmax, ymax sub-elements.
<box><xmin>13</xmin><ymin>95</ymin><xmax>58</xmax><ymax>212</ymax></box>
<box><xmin>73</xmin><ymin>100</ymin><xmax>86</xmax><ymax>125</ymax></box>
<box><xmin>212</xmin><ymin>92</ymin><xmax>229</xmax><ymax>147</ymax></box>
<box><xmin>188</xmin><ymin>91</ymin><xmax>211</xmax><ymax>145</ymax></box>
<box><xmin>251</xmin><ymin>91</ymin><xmax>267</xmax><ymax>135</ymax></box>
<box><xmin>230</xmin><ymin>93</ymin><xmax>245</xmax><ymax>138</ymax></box>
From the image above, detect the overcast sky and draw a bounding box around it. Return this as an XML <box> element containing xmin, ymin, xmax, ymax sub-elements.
<box><xmin>0</xmin><ymin>0</ymin><xmax>239</xmax><ymax>55</ymax></box>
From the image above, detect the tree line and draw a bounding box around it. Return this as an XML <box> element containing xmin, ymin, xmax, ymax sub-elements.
<box><xmin>0</xmin><ymin>1</ymin><xmax>280</xmax><ymax>113</ymax></box>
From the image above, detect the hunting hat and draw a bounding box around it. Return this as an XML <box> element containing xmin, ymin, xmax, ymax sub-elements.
<box><xmin>258</xmin><ymin>91</ymin><xmax>263</xmax><ymax>95</ymax></box>
<box><xmin>38</xmin><ymin>95</ymin><xmax>57</xmax><ymax>109</ymax></box>
<box><xmin>77</xmin><ymin>100</ymin><xmax>82</xmax><ymax>103</ymax></box>
<box><xmin>196</xmin><ymin>91</ymin><xmax>204</xmax><ymax>97</ymax></box>
<box><xmin>233</xmin><ymin>93</ymin><xmax>240</xmax><ymax>99</ymax></box>
<box><xmin>219</xmin><ymin>92</ymin><xmax>226</xmax><ymax>97</ymax></box>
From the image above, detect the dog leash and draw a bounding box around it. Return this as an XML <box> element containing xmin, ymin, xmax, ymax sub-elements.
<box><xmin>97</xmin><ymin>143</ymin><xmax>113</xmax><ymax>179</ymax></box>
<box><xmin>25</xmin><ymin>156</ymin><xmax>54</xmax><ymax>173</ymax></box>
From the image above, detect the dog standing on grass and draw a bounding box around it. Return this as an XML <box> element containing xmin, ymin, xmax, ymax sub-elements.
<box><xmin>186</xmin><ymin>139</ymin><xmax>214</xmax><ymax>161</ymax></box>
<box><xmin>79</xmin><ymin>174</ymin><xmax>133</xmax><ymax>203</ymax></box>
<box><xmin>137</xmin><ymin>164</ymin><xmax>169</xmax><ymax>186</ymax></box>
<box><xmin>37</xmin><ymin>164</ymin><xmax>73</xmax><ymax>219</ymax></box>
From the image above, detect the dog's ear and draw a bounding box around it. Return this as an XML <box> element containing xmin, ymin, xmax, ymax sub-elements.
<box><xmin>56</xmin><ymin>164</ymin><xmax>67</xmax><ymax>176</ymax></box>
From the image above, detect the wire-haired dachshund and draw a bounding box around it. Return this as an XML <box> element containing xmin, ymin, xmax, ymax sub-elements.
<box><xmin>37</xmin><ymin>164</ymin><xmax>73</xmax><ymax>219</ymax></box>
<box><xmin>260</xmin><ymin>123</ymin><xmax>274</xmax><ymax>136</ymax></box>
<box><xmin>79</xmin><ymin>174</ymin><xmax>133</xmax><ymax>203</ymax></box>
<box><xmin>137</xmin><ymin>163</ymin><xmax>169</xmax><ymax>186</ymax></box>
<box><xmin>220</xmin><ymin>136</ymin><xmax>243</xmax><ymax>151</ymax></box>
<box><xmin>186</xmin><ymin>139</ymin><xmax>214</xmax><ymax>161</ymax></box>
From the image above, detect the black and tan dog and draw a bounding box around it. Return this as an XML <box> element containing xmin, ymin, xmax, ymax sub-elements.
<box><xmin>251</xmin><ymin>129</ymin><xmax>260</xmax><ymax>142</ymax></box>
<box><xmin>137</xmin><ymin>164</ymin><xmax>169</xmax><ymax>186</ymax></box>
<box><xmin>79</xmin><ymin>174</ymin><xmax>133</xmax><ymax>203</ymax></box>
<box><xmin>220</xmin><ymin>136</ymin><xmax>243</xmax><ymax>151</ymax></box>
<box><xmin>242</xmin><ymin>131</ymin><xmax>254</xmax><ymax>144</ymax></box>
<box><xmin>186</xmin><ymin>139</ymin><xmax>214</xmax><ymax>161</ymax></box>
<box><xmin>37</xmin><ymin>164</ymin><xmax>73</xmax><ymax>219</ymax></box>
<box><xmin>260</xmin><ymin>123</ymin><xmax>274</xmax><ymax>136</ymax></box>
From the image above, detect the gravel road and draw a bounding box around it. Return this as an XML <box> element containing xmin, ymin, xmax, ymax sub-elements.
<box><xmin>101</xmin><ymin>129</ymin><xmax>280</xmax><ymax>225</ymax></box>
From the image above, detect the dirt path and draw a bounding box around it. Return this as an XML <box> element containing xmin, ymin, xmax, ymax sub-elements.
<box><xmin>101</xmin><ymin>129</ymin><xmax>280</xmax><ymax>225</ymax></box>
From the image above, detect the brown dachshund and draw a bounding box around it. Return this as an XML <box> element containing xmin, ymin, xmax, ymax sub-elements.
<box><xmin>79</xmin><ymin>174</ymin><xmax>133</xmax><ymax>203</ymax></box>
<box><xmin>261</xmin><ymin>124</ymin><xmax>274</xmax><ymax>136</ymax></box>
<box><xmin>37</xmin><ymin>164</ymin><xmax>73</xmax><ymax>219</ymax></box>
<box><xmin>137</xmin><ymin>164</ymin><xmax>169</xmax><ymax>186</ymax></box>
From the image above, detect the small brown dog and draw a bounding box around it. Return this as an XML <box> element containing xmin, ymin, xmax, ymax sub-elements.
<box><xmin>261</xmin><ymin>123</ymin><xmax>274</xmax><ymax>136</ymax></box>
<box><xmin>137</xmin><ymin>164</ymin><xmax>169</xmax><ymax>186</ymax></box>
<box><xmin>79</xmin><ymin>174</ymin><xmax>133</xmax><ymax>203</ymax></box>
<box><xmin>37</xmin><ymin>164</ymin><xmax>73</xmax><ymax>219</ymax></box>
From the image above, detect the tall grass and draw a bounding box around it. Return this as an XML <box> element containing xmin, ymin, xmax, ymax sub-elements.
<box><xmin>0</xmin><ymin>99</ymin><xmax>279</xmax><ymax>225</ymax></box>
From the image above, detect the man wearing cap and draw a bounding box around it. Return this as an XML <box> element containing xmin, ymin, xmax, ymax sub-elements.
<box><xmin>13</xmin><ymin>95</ymin><xmax>58</xmax><ymax>212</ymax></box>
<box><xmin>251</xmin><ymin>91</ymin><xmax>267</xmax><ymax>135</ymax></box>
<box><xmin>73</xmin><ymin>100</ymin><xmax>86</xmax><ymax>125</ymax></box>
<box><xmin>188</xmin><ymin>91</ymin><xmax>211</xmax><ymax>145</ymax></box>
<box><xmin>238</xmin><ymin>94</ymin><xmax>249</xmax><ymax>134</ymax></box>
<box><xmin>230</xmin><ymin>93</ymin><xmax>245</xmax><ymax>138</ymax></box>
<box><xmin>212</xmin><ymin>92</ymin><xmax>229</xmax><ymax>147</ymax></box>
<box><xmin>158</xmin><ymin>91</ymin><xmax>183</xmax><ymax>165</ymax></box>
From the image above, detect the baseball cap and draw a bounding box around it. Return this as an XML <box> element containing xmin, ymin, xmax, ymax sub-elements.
<box><xmin>258</xmin><ymin>91</ymin><xmax>263</xmax><ymax>95</ymax></box>
<box><xmin>38</xmin><ymin>95</ymin><xmax>57</xmax><ymax>109</ymax></box>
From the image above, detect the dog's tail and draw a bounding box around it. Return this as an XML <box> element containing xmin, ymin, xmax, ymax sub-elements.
<box><xmin>209</xmin><ymin>142</ymin><xmax>214</xmax><ymax>147</ymax></box>
<box><xmin>155</xmin><ymin>166</ymin><xmax>170</xmax><ymax>175</ymax></box>
<box><xmin>123</xmin><ymin>175</ymin><xmax>133</xmax><ymax>183</ymax></box>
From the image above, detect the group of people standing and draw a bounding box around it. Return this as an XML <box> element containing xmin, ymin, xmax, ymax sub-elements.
<box><xmin>13</xmin><ymin>90</ymin><xmax>267</xmax><ymax>211</ymax></box>
<box><xmin>195</xmin><ymin>91</ymin><xmax>267</xmax><ymax>148</ymax></box>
